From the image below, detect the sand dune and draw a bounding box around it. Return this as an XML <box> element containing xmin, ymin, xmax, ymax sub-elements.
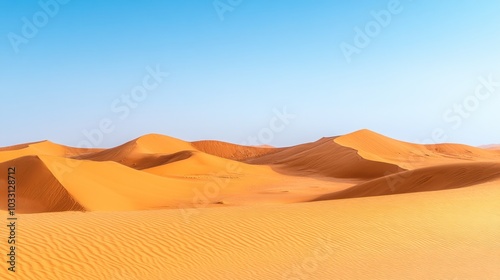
<box><xmin>335</xmin><ymin>129</ymin><xmax>500</xmax><ymax>169</ymax></box>
<box><xmin>75</xmin><ymin>134</ymin><xmax>194</xmax><ymax>168</ymax></box>
<box><xmin>0</xmin><ymin>156</ymin><xmax>85</xmax><ymax>213</ymax></box>
<box><xmin>0</xmin><ymin>148</ymin><xmax>346</xmax><ymax>214</ymax></box>
<box><xmin>248</xmin><ymin>136</ymin><xmax>405</xmax><ymax>179</ymax></box>
<box><xmin>192</xmin><ymin>140</ymin><xmax>279</xmax><ymax>161</ymax></box>
<box><xmin>313</xmin><ymin>162</ymin><xmax>500</xmax><ymax>201</ymax></box>
<box><xmin>2</xmin><ymin>129</ymin><xmax>500</xmax><ymax>279</ymax></box>
<box><xmin>3</xmin><ymin>130</ymin><xmax>500</xmax><ymax>214</ymax></box>
<box><xmin>1</xmin><ymin>154</ymin><xmax>197</xmax><ymax>213</ymax></box>
<box><xmin>0</xmin><ymin>141</ymin><xmax>44</xmax><ymax>151</ymax></box>
<box><xmin>0</xmin><ymin>140</ymin><xmax>98</xmax><ymax>154</ymax></box>
<box><xmin>0</xmin><ymin>140</ymin><xmax>100</xmax><ymax>163</ymax></box>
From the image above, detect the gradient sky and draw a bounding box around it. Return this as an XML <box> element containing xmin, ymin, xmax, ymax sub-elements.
<box><xmin>1</xmin><ymin>0</ymin><xmax>499</xmax><ymax>148</ymax></box>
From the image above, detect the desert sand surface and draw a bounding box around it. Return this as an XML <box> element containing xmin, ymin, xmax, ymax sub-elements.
<box><xmin>1</xmin><ymin>129</ymin><xmax>500</xmax><ymax>279</ymax></box>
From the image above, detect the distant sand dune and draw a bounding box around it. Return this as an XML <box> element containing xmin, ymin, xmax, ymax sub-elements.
<box><xmin>480</xmin><ymin>144</ymin><xmax>500</xmax><ymax>150</ymax></box>
<box><xmin>335</xmin><ymin>129</ymin><xmax>500</xmax><ymax>169</ymax></box>
<box><xmin>192</xmin><ymin>140</ymin><xmax>279</xmax><ymax>160</ymax></box>
<box><xmin>0</xmin><ymin>140</ymin><xmax>101</xmax><ymax>162</ymax></box>
<box><xmin>248</xmin><ymin>136</ymin><xmax>405</xmax><ymax>178</ymax></box>
<box><xmin>75</xmin><ymin>134</ymin><xmax>194</xmax><ymax>167</ymax></box>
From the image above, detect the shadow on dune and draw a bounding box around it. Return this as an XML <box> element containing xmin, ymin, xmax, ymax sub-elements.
<box><xmin>310</xmin><ymin>162</ymin><xmax>500</xmax><ymax>202</ymax></box>
<box><xmin>242</xmin><ymin>137</ymin><xmax>406</xmax><ymax>180</ymax></box>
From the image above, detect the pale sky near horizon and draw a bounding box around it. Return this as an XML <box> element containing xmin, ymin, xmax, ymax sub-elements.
<box><xmin>1</xmin><ymin>0</ymin><xmax>499</xmax><ymax>148</ymax></box>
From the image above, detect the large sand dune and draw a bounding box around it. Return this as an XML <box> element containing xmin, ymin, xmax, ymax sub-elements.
<box><xmin>0</xmin><ymin>156</ymin><xmax>85</xmax><ymax>213</ymax></box>
<box><xmin>1</xmin><ymin>129</ymin><xmax>499</xmax><ymax>279</ymax></box>
<box><xmin>248</xmin><ymin>136</ymin><xmax>405</xmax><ymax>178</ymax></box>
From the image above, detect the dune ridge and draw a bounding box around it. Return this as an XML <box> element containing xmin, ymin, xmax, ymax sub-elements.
<box><xmin>334</xmin><ymin>129</ymin><xmax>500</xmax><ymax>169</ymax></box>
<box><xmin>2</xmin><ymin>129</ymin><xmax>500</xmax><ymax>214</ymax></box>
<box><xmin>0</xmin><ymin>140</ymin><xmax>101</xmax><ymax>163</ymax></box>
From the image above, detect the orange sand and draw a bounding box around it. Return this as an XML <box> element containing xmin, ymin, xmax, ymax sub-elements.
<box><xmin>1</xmin><ymin>129</ymin><xmax>499</xmax><ymax>279</ymax></box>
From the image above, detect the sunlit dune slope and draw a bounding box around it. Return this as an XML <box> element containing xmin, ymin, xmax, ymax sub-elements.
<box><xmin>75</xmin><ymin>134</ymin><xmax>194</xmax><ymax>169</ymax></box>
<box><xmin>0</xmin><ymin>154</ymin><xmax>212</xmax><ymax>213</ymax></box>
<box><xmin>140</xmin><ymin>148</ymin><xmax>334</xmax><ymax>205</ymax></box>
<box><xmin>1</xmin><ymin>152</ymin><xmax>315</xmax><ymax>214</ymax></box>
<box><xmin>335</xmin><ymin>129</ymin><xmax>500</xmax><ymax>169</ymax></box>
<box><xmin>143</xmin><ymin>149</ymin><xmax>276</xmax><ymax>178</ymax></box>
<box><xmin>39</xmin><ymin>155</ymin><xmax>217</xmax><ymax>212</ymax></box>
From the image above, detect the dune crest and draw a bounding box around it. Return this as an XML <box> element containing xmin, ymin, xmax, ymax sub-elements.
<box><xmin>2</xmin><ymin>129</ymin><xmax>500</xmax><ymax>214</ymax></box>
<box><xmin>0</xmin><ymin>140</ymin><xmax>101</xmax><ymax>163</ymax></box>
<box><xmin>248</xmin><ymin>137</ymin><xmax>405</xmax><ymax>179</ymax></box>
<box><xmin>334</xmin><ymin>129</ymin><xmax>500</xmax><ymax>168</ymax></box>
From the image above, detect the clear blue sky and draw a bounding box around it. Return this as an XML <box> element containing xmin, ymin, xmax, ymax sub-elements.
<box><xmin>1</xmin><ymin>0</ymin><xmax>499</xmax><ymax>148</ymax></box>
